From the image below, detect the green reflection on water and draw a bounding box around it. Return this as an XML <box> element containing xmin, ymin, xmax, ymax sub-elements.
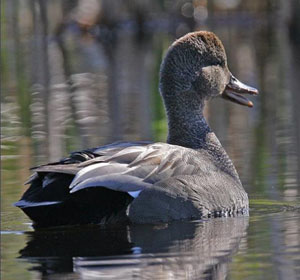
<box><xmin>1</xmin><ymin>234</ymin><xmax>37</xmax><ymax>280</ymax></box>
<box><xmin>151</xmin><ymin>36</ymin><xmax>168</xmax><ymax>142</ymax></box>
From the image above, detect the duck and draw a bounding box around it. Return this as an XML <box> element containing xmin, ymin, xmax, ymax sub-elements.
<box><xmin>15</xmin><ymin>31</ymin><xmax>258</xmax><ymax>228</ymax></box>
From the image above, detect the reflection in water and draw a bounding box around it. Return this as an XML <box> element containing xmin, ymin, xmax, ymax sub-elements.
<box><xmin>19</xmin><ymin>217</ymin><xmax>248</xmax><ymax>279</ymax></box>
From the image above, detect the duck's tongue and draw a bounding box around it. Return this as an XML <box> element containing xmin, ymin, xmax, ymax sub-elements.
<box><xmin>222</xmin><ymin>74</ymin><xmax>258</xmax><ymax>107</ymax></box>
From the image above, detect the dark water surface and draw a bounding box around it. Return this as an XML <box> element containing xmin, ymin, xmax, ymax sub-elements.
<box><xmin>1</xmin><ymin>1</ymin><xmax>300</xmax><ymax>279</ymax></box>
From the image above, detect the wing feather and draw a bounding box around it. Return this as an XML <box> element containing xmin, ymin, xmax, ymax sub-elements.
<box><xmin>32</xmin><ymin>164</ymin><xmax>80</xmax><ymax>175</ymax></box>
<box><xmin>69</xmin><ymin>162</ymin><xmax>128</xmax><ymax>189</ymax></box>
<box><xmin>26</xmin><ymin>142</ymin><xmax>207</xmax><ymax>199</ymax></box>
<box><xmin>70</xmin><ymin>174</ymin><xmax>151</xmax><ymax>194</ymax></box>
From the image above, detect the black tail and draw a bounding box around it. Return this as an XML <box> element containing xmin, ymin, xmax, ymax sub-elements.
<box><xmin>15</xmin><ymin>173</ymin><xmax>133</xmax><ymax>228</ymax></box>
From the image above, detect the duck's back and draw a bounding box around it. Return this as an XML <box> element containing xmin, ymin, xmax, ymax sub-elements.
<box><xmin>15</xmin><ymin>140</ymin><xmax>248</xmax><ymax>228</ymax></box>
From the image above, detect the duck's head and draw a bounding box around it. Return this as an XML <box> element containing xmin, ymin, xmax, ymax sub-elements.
<box><xmin>159</xmin><ymin>31</ymin><xmax>258</xmax><ymax>107</ymax></box>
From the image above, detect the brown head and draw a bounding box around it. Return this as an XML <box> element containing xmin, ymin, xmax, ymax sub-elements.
<box><xmin>159</xmin><ymin>31</ymin><xmax>258</xmax><ymax>107</ymax></box>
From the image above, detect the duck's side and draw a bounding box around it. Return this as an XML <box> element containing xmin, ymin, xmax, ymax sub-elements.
<box><xmin>15</xmin><ymin>140</ymin><xmax>248</xmax><ymax>228</ymax></box>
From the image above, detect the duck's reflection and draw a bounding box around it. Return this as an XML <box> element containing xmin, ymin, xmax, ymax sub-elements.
<box><xmin>19</xmin><ymin>217</ymin><xmax>248</xmax><ymax>279</ymax></box>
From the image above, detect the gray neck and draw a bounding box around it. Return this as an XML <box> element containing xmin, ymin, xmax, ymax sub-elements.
<box><xmin>163</xmin><ymin>91</ymin><xmax>211</xmax><ymax>149</ymax></box>
<box><xmin>163</xmin><ymin>90</ymin><xmax>240</xmax><ymax>180</ymax></box>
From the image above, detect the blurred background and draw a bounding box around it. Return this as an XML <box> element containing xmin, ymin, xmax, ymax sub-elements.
<box><xmin>1</xmin><ymin>0</ymin><xmax>300</xmax><ymax>279</ymax></box>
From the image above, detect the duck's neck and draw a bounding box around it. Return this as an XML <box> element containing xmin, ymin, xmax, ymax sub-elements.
<box><xmin>163</xmin><ymin>91</ymin><xmax>211</xmax><ymax>149</ymax></box>
<box><xmin>163</xmin><ymin>91</ymin><xmax>240</xmax><ymax>180</ymax></box>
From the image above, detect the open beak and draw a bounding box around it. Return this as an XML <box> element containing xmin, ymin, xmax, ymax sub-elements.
<box><xmin>222</xmin><ymin>74</ymin><xmax>258</xmax><ymax>107</ymax></box>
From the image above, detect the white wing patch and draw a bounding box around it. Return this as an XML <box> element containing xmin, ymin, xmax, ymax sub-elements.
<box><xmin>128</xmin><ymin>190</ymin><xmax>142</xmax><ymax>198</ymax></box>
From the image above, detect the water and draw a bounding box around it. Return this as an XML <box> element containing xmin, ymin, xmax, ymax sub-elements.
<box><xmin>1</xmin><ymin>1</ymin><xmax>300</xmax><ymax>279</ymax></box>
<box><xmin>1</xmin><ymin>207</ymin><xmax>300</xmax><ymax>279</ymax></box>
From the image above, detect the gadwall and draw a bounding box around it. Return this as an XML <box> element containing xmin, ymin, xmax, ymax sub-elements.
<box><xmin>15</xmin><ymin>31</ymin><xmax>258</xmax><ymax>228</ymax></box>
